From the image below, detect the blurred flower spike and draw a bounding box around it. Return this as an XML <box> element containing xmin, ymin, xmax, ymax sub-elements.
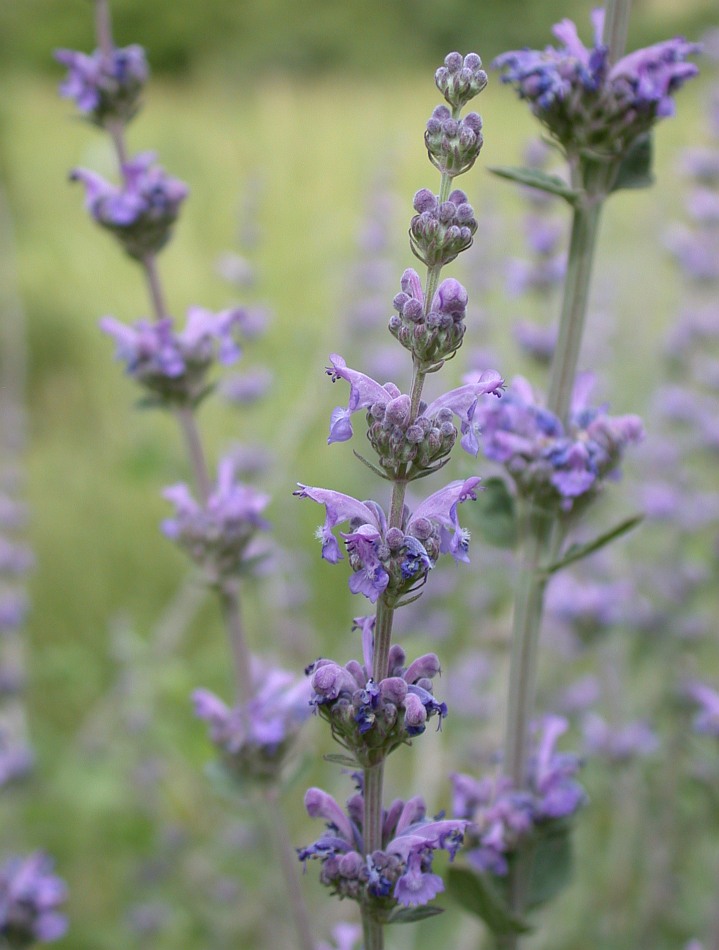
<box><xmin>71</xmin><ymin>152</ymin><xmax>188</xmax><ymax>259</ymax></box>
<box><xmin>55</xmin><ymin>45</ymin><xmax>148</xmax><ymax>126</ymax></box>
<box><xmin>100</xmin><ymin>305</ymin><xmax>247</xmax><ymax>407</ymax></box>
<box><xmin>0</xmin><ymin>852</ymin><xmax>68</xmax><ymax>947</ymax></box>
<box><xmin>162</xmin><ymin>457</ymin><xmax>270</xmax><ymax>585</ymax></box>
<box><xmin>192</xmin><ymin>660</ymin><xmax>313</xmax><ymax>783</ymax></box>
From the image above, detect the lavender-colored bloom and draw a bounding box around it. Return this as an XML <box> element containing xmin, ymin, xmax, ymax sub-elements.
<box><xmin>452</xmin><ymin>716</ymin><xmax>584</xmax><ymax>875</ymax></box>
<box><xmin>55</xmin><ymin>45</ymin><xmax>148</xmax><ymax>126</ymax></box>
<box><xmin>0</xmin><ymin>593</ymin><xmax>29</xmax><ymax>634</ymax></box>
<box><xmin>162</xmin><ymin>457</ymin><xmax>270</xmax><ymax>584</ymax></box>
<box><xmin>435</xmin><ymin>51</ymin><xmax>488</xmax><ymax>110</ymax></box>
<box><xmin>307</xmin><ymin>631</ymin><xmax>446</xmax><ymax>764</ymax></box>
<box><xmin>425</xmin><ymin>105</ymin><xmax>484</xmax><ymax>177</ymax></box>
<box><xmin>71</xmin><ymin>152</ymin><xmax>188</xmax><ymax>259</ymax></box>
<box><xmin>545</xmin><ymin>572</ymin><xmax>634</xmax><ymax>638</ymax></box>
<box><xmin>494</xmin><ymin>11</ymin><xmax>700</xmax><ymax>159</ymax></box>
<box><xmin>0</xmin><ymin>740</ymin><xmax>34</xmax><ymax>788</ymax></box>
<box><xmin>101</xmin><ymin>306</ymin><xmax>245</xmax><ymax>406</ymax></box>
<box><xmin>581</xmin><ymin>713</ymin><xmax>659</xmax><ymax>763</ymax></box>
<box><xmin>475</xmin><ymin>374</ymin><xmax>643</xmax><ymax>512</ymax></box>
<box><xmin>552</xmin><ymin>674</ymin><xmax>601</xmax><ymax>715</ymax></box>
<box><xmin>294</xmin><ymin>478</ymin><xmax>481</xmax><ymax>602</ymax></box>
<box><xmin>685</xmin><ymin>681</ymin><xmax>719</xmax><ymax>737</ymax></box>
<box><xmin>299</xmin><ymin>778</ymin><xmax>466</xmax><ymax>913</ymax></box>
<box><xmin>0</xmin><ymin>852</ymin><xmax>68</xmax><ymax>946</ymax></box>
<box><xmin>326</xmin><ymin>351</ymin><xmax>502</xmax><ymax>470</ymax></box>
<box><xmin>193</xmin><ymin>659</ymin><xmax>312</xmax><ymax>782</ymax></box>
<box><xmin>0</xmin><ymin>540</ymin><xmax>34</xmax><ymax>577</ymax></box>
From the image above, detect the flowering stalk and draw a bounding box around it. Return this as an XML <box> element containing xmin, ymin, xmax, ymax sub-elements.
<box><xmin>488</xmin><ymin>0</ymin><xmax>700</xmax><ymax>941</ymax></box>
<box><xmin>59</xmin><ymin>4</ymin><xmax>316</xmax><ymax>947</ymax></box>
<box><xmin>296</xmin><ymin>53</ymin><xmax>496</xmax><ymax>949</ymax></box>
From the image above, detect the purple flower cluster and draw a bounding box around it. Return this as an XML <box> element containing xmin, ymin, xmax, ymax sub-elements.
<box><xmin>435</xmin><ymin>51</ymin><xmax>488</xmax><ymax>111</ymax></box>
<box><xmin>307</xmin><ymin>616</ymin><xmax>446</xmax><ymax>766</ymax></box>
<box><xmin>451</xmin><ymin>716</ymin><xmax>584</xmax><ymax>875</ymax></box>
<box><xmin>326</xmin><ymin>349</ymin><xmax>502</xmax><ymax>476</ymax></box>
<box><xmin>298</xmin><ymin>776</ymin><xmax>466</xmax><ymax>915</ymax></box>
<box><xmin>294</xmin><ymin>478</ymin><xmax>481</xmax><ymax>604</ymax></box>
<box><xmin>409</xmin><ymin>188</ymin><xmax>478</xmax><ymax>270</ymax></box>
<box><xmin>474</xmin><ymin>374</ymin><xmax>644</xmax><ymax>512</ymax></box>
<box><xmin>0</xmin><ymin>852</ymin><xmax>67</xmax><ymax>947</ymax></box>
<box><xmin>162</xmin><ymin>457</ymin><xmax>270</xmax><ymax>585</ymax></box>
<box><xmin>685</xmin><ymin>681</ymin><xmax>719</xmax><ymax>738</ymax></box>
<box><xmin>71</xmin><ymin>152</ymin><xmax>188</xmax><ymax>259</ymax></box>
<box><xmin>425</xmin><ymin>105</ymin><xmax>484</xmax><ymax>178</ymax></box>
<box><xmin>55</xmin><ymin>45</ymin><xmax>148</xmax><ymax>126</ymax></box>
<box><xmin>100</xmin><ymin>306</ymin><xmax>246</xmax><ymax>406</ymax></box>
<box><xmin>192</xmin><ymin>661</ymin><xmax>313</xmax><ymax>782</ymax></box>
<box><xmin>494</xmin><ymin>10</ymin><xmax>700</xmax><ymax>159</ymax></box>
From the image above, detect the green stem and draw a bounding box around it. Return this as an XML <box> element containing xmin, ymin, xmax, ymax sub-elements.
<box><xmin>603</xmin><ymin>0</ymin><xmax>632</xmax><ymax>65</ymax></box>
<box><xmin>545</xmin><ymin>197</ymin><xmax>604</xmax><ymax>422</ymax></box>
<box><xmin>500</xmin><ymin>99</ymin><xmax>619</xmax><ymax>950</ymax></box>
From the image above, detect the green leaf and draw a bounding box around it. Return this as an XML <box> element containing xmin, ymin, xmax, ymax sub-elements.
<box><xmin>610</xmin><ymin>134</ymin><xmax>654</xmax><ymax>192</ymax></box>
<box><xmin>323</xmin><ymin>753</ymin><xmax>359</xmax><ymax>768</ymax></box>
<box><xmin>386</xmin><ymin>904</ymin><xmax>445</xmax><ymax>924</ymax></box>
<box><xmin>470</xmin><ymin>477</ymin><xmax>518</xmax><ymax>549</ymax></box>
<box><xmin>352</xmin><ymin>450</ymin><xmax>390</xmax><ymax>480</ymax></box>
<box><xmin>488</xmin><ymin>165</ymin><xmax>582</xmax><ymax>205</ymax></box>
<box><xmin>446</xmin><ymin>866</ymin><xmax>530</xmax><ymax>935</ymax></box>
<box><xmin>545</xmin><ymin>513</ymin><xmax>643</xmax><ymax>575</ymax></box>
<box><xmin>525</xmin><ymin>825</ymin><xmax>573</xmax><ymax>909</ymax></box>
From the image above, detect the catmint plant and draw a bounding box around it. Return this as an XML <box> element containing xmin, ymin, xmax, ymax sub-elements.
<box><xmin>294</xmin><ymin>51</ymin><xmax>500</xmax><ymax>948</ymax></box>
<box><xmin>442</xmin><ymin>2</ymin><xmax>701</xmax><ymax>945</ymax></box>
<box><xmin>56</xmin><ymin>3</ymin><xmax>316</xmax><ymax>948</ymax></box>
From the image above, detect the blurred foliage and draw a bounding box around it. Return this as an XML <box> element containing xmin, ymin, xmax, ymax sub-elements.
<box><xmin>1</xmin><ymin>0</ymin><xmax>716</xmax><ymax>76</ymax></box>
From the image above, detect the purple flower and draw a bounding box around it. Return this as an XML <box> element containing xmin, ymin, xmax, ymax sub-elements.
<box><xmin>55</xmin><ymin>45</ymin><xmax>148</xmax><ymax>126</ymax></box>
<box><xmin>307</xmin><ymin>635</ymin><xmax>446</xmax><ymax>763</ymax></box>
<box><xmin>0</xmin><ymin>540</ymin><xmax>34</xmax><ymax>578</ymax></box>
<box><xmin>326</xmin><ymin>351</ymin><xmax>502</xmax><ymax>468</ymax></box>
<box><xmin>685</xmin><ymin>681</ymin><xmax>719</xmax><ymax>737</ymax></box>
<box><xmin>0</xmin><ymin>740</ymin><xmax>34</xmax><ymax>788</ymax></box>
<box><xmin>299</xmin><ymin>778</ymin><xmax>465</xmax><ymax>913</ymax></box>
<box><xmin>0</xmin><ymin>852</ymin><xmax>68</xmax><ymax>946</ymax></box>
<box><xmin>71</xmin><ymin>152</ymin><xmax>188</xmax><ymax>259</ymax></box>
<box><xmin>294</xmin><ymin>478</ymin><xmax>481</xmax><ymax>602</ymax></box>
<box><xmin>452</xmin><ymin>716</ymin><xmax>584</xmax><ymax>875</ymax></box>
<box><xmin>494</xmin><ymin>12</ymin><xmax>700</xmax><ymax>159</ymax></box>
<box><xmin>192</xmin><ymin>660</ymin><xmax>312</xmax><ymax>781</ymax></box>
<box><xmin>162</xmin><ymin>457</ymin><xmax>270</xmax><ymax>584</ymax></box>
<box><xmin>474</xmin><ymin>374</ymin><xmax>643</xmax><ymax>512</ymax></box>
<box><xmin>101</xmin><ymin>306</ymin><xmax>245</xmax><ymax>406</ymax></box>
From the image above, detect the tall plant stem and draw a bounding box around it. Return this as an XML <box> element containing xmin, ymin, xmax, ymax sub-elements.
<box><xmin>545</xmin><ymin>198</ymin><xmax>603</xmax><ymax>422</ymax></box>
<box><xmin>500</xmin><ymin>148</ymin><xmax>613</xmax><ymax>950</ymax></box>
<box><xmin>360</xmin><ymin>360</ymin><xmax>429</xmax><ymax>950</ymax></box>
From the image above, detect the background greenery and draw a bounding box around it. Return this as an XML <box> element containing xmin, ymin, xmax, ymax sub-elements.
<box><xmin>0</xmin><ymin>4</ymin><xmax>717</xmax><ymax>949</ymax></box>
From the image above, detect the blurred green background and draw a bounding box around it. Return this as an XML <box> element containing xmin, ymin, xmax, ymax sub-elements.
<box><xmin>0</xmin><ymin>2</ymin><xmax>718</xmax><ymax>949</ymax></box>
